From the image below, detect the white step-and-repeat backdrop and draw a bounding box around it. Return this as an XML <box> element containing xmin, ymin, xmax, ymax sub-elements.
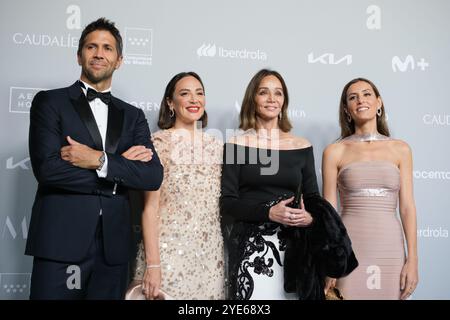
<box><xmin>1</xmin><ymin>0</ymin><xmax>449</xmax><ymax>299</ymax></box>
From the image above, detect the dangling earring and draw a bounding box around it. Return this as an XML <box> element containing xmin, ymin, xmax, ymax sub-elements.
<box><xmin>377</xmin><ymin>108</ymin><xmax>382</xmax><ymax>117</ymax></box>
<box><xmin>169</xmin><ymin>109</ymin><xmax>175</xmax><ymax>118</ymax></box>
<box><xmin>278</xmin><ymin>112</ymin><xmax>282</xmax><ymax>120</ymax></box>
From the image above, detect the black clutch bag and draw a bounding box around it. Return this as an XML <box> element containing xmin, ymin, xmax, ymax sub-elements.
<box><xmin>264</xmin><ymin>184</ymin><xmax>302</xmax><ymax>209</ymax></box>
<box><xmin>288</xmin><ymin>184</ymin><xmax>302</xmax><ymax>209</ymax></box>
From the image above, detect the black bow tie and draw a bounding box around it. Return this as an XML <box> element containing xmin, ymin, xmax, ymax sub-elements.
<box><xmin>86</xmin><ymin>87</ymin><xmax>111</xmax><ymax>105</ymax></box>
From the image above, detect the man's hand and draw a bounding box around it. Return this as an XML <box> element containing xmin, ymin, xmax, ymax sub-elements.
<box><xmin>61</xmin><ymin>136</ymin><xmax>103</xmax><ymax>169</ymax></box>
<box><xmin>122</xmin><ymin>145</ymin><xmax>153</xmax><ymax>162</ymax></box>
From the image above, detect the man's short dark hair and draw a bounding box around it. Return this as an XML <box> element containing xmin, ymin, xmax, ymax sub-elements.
<box><xmin>77</xmin><ymin>17</ymin><xmax>123</xmax><ymax>57</ymax></box>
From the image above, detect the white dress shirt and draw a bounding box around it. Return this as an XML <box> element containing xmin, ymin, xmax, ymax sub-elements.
<box><xmin>79</xmin><ymin>80</ymin><xmax>109</xmax><ymax>178</ymax></box>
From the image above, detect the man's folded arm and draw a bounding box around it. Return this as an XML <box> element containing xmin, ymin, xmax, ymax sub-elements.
<box><xmin>29</xmin><ymin>91</ymin><xmax>100</xmax><ymax>194</ymax></box>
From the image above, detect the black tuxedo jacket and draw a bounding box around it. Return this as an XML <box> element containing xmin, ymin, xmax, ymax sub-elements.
<box><xmin>25</xmin><ymin>81</ymin><xmax>163</xmax><ymax>265</ymax></box>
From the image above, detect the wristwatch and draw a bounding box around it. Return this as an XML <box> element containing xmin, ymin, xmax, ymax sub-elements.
<box><xmin>97</xmin><ymin>152</ymin><xmax>106</xmax><ymax>171</ymax></box>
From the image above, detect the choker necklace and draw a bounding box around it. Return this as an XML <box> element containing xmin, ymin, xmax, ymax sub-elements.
<box><xmin>342</xmin><ymin>133</ymin><xmax>391</xmax><ymax>142</ymax></box>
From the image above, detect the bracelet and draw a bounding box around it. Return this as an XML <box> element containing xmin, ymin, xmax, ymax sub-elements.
<box><xmin>146</xmin><ymin>264</ymin><xmax>161</xmax><ymax>269</ymax></box>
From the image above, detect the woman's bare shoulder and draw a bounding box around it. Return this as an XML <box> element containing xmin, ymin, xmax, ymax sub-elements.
<box><xmin>290</xmin><ymin>135</ymin><xmax>312</xmax><ymax>149</ymax></box>
<box><xmin>226</xmin><ymin>130</ymin><xmax>258</xmax><ymax>147</ymax></box>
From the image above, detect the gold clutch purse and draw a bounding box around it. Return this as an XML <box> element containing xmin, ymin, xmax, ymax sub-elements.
<box><xmin>325</xmin><ymin>287</ymin><xmax>345</xmax><ymax>300</ymax></box>
<box><xmin>125</xmin><ymin>283</ymin><xmax>174</xmax><ymax>300</ymax></box>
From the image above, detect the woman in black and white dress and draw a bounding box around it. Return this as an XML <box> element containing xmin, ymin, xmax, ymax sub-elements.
<box><xmin>220</xmin><ymin>69</ymin><xmax>319</xmax><ymax>300</ymax></box>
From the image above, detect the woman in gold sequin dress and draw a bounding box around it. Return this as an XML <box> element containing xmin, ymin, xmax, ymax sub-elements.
<box><xmin>129</xmin><ymin>72</ymin><xmax>225</xmax><ymax>299</ymax></box>
<box><xmin>322</xmin><ymin>78</ymin><xmax>418</xmax><ymax>300</ymax></box>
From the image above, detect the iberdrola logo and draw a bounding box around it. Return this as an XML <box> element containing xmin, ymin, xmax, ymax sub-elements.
<box><xmin>196</xmin><ymin>43</ymin><xmax>267</xmax><ymax>61</ymax></box>
<box><xmin>197</xmin><ymin>43</ymin><xmax>217</xmax><ymax>57</ymax></box>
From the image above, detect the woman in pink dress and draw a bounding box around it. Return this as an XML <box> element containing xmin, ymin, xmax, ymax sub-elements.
<box><xmin>321</xmin><ymin>78</ymin><xmax>418</xmax><ymax>300</ymax></box>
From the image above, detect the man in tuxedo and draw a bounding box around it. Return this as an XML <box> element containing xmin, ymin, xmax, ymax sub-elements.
<box><xmin>26</xmin><ymin>18</ymin><xmax>163</xmax><ymax>299</ymax></box>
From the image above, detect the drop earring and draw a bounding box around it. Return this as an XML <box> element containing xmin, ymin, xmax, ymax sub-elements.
<box><xmin>346</xmin><ymin>112</ymin><xmax>352</xmax><ymax>123</ymax></box>
<box><xmin>377</xmin><ymin>108</ymin><xmax>382</xmax><ymax>117</ymax></box>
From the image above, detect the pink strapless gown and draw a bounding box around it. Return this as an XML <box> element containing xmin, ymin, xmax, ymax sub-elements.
<box><xmin>336</xmin><ymin>161</ymin><xmax>405</xmax><ymax>300</ymax></box>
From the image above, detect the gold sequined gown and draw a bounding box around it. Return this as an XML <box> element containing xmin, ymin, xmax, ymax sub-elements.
<box><xmin>336</xmin><ymin>161</ymin><xmax>405</xmax><ymax>300</ymax></box>
<box><xmin>133</xmin><ymin>130</ymin><xmax>225</xmax><ymax>299</ymax></box>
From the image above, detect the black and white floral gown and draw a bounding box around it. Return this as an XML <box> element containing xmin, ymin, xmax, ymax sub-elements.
<box><xmin>220</xmin><ymin>142</ymin><xmax>319</xmax><ymax>300</ymax></box>
<box><xmin>236</xmin><ymin>222</ymin><xmax>297</xmax><ymax>299</ymax></box>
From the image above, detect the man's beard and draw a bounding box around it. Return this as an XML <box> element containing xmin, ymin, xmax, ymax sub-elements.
<box><xmin>82</xmin><ymin>67</ymin><xmax>114</xmax><ymax>84</ymax></box>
